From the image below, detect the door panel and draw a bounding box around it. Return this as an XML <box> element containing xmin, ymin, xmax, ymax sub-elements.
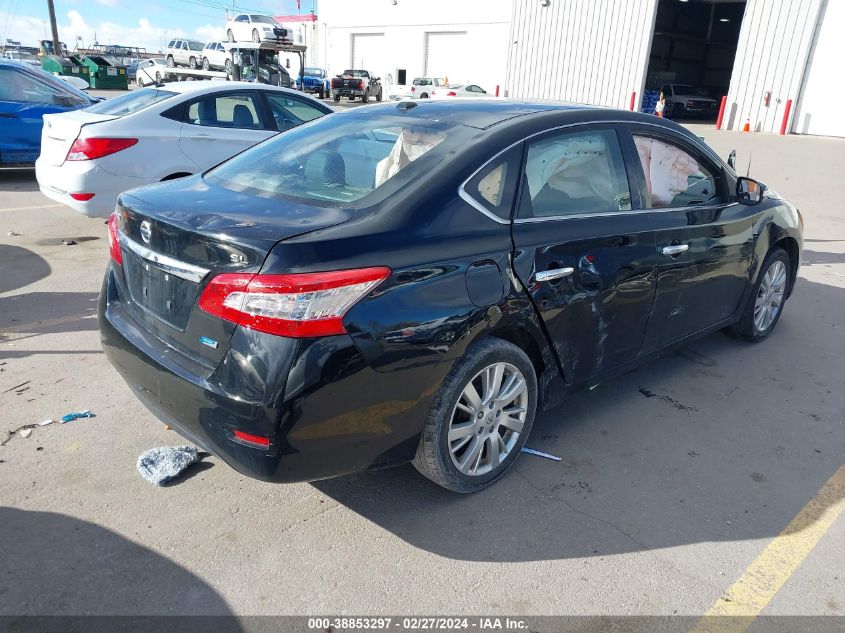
<box><xmin>629</xmin><ymin>129</ymin><xmax>755</xmax><ymax>351</ymax></box>
<box><xmin>510</xmin><ymin>126</ymin><xmax>657</xmax><ymax>384</ymax></box>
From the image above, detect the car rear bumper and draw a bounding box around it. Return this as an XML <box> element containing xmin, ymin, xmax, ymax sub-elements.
<box><xmin>333</xmin><ymin>89</ymin><xmax>365</xmax><ymax>96</ymax></box>
<box><xmin>35</xmin><ymin>158</ymin><xmax>156</xmax><ymax>217</ymax></box>
<box><xmin>98</xmin><ymin>265</ymin><xmax>430</xmax><ymax>483</ymax></box>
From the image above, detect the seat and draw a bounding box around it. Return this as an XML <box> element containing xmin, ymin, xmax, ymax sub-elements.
<box><xmin>304</xmin><ymin>150</ymin><xmax>346</xmax><ymax>186</ymax></box>
<box><xmin>232</xmin><ymin>103</ymin><xmax>256</xmax><ymax>128</ymax></box>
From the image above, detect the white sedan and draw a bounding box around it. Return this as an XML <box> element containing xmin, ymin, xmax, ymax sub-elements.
<box><xmin>35</xmin><ymin>81</ymin><xmax>331</xmax><ymax>217</ymax></box>
<box><xmin>135</xmin><ymin>58</ymin><xmax>169</xmax><ymax>87</ymax></box>
<box><xmin>430</xmin><ymin>84</ymin><xmax>493</xmax><ymax>99</ymax></box>
<box><xmin>225</xmin><ymin>14</ymin><xmax>290</xmax><ymax>44</ymax></box>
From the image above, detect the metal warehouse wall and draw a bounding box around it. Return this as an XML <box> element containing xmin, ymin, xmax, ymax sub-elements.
<box><xmin>505</xmin><ymin>0</ymin><xmax>658</xmax><ymax>108</ymax></box>
<box><xmin>722</xmin><ymin>0</ymin><xmax>824</xmax><ymax>134</ymax></box>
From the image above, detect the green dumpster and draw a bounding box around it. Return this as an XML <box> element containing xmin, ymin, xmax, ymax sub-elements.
<box><xmin>41</xmin><ymin>55</ymin><xmax>90</xmax><ymax>85</ymax></box>
<box><xmin>82</xmin><ymin>55</ymin><xmax>128</xmax><ymax>89</ymax></box>
<box><xmin>67</xmin><ymin>56</ymin><xmax>91</xmax><ymax>84</ymax></box>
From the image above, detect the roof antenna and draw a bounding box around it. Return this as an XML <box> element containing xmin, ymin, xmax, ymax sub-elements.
<box><xmin>396</xmin><ymin>101</ymin><xmax>417</xmax><ymax>111</ymax></box>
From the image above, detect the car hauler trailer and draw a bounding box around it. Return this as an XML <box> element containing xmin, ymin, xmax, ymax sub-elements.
<box><xmin>158</xmin><ymin>42</ymin><xmax>306</xmax><ymax>88</ymax></box>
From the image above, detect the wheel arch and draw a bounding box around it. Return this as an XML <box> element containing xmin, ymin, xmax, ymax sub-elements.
<box><xmin>773</xmin><ymin>235</ymin><xmax>800</xmax><ymax>298</ymax></box>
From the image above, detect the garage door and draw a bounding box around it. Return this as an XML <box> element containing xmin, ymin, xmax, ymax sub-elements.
<box><xmin>351</xmin><ymin>33</ymin><xmax>385</xmax><ymax>75</ymax></box>
<box><xmin>424</xmin><ymin>31</ymin><xmax>469</xmax><ymax>82</ymax></box>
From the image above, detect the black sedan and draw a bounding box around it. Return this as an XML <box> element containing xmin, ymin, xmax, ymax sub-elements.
<box><xmin>99</xmin><ymin>101</ymin><xmax>803</xmax><ymax>492</ymax></box>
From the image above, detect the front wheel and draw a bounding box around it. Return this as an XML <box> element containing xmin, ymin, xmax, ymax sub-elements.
<box><xmin>155</xmin><ymin>71</ymin><xmax>162</xmax><ymax>83</ymax></box>
<box><xmin>318</xmin><ymin>88</ymin><xmax>325</xmax><ymax>99</ymax></box>
<box><xmin>202</xmin><ymin>57</ymin><xmax>210</xmax><ymax>71</ymax></box>
<box><xmin>189</xmin><ymin>57</ymin><xmax>197</xmax><ymax>69</ymax></box>
<box><xmin>227</xmin><ymin>29</ymin><xmax>235</xmax><ymax>42</ymax></box>
<box><xmin>362</xmin><ymin>89</ymin><xmax>369</xmax><ymax>103</ymax></box>
<box><xmin>166</xmin><ymin>56</ymin><xmax>174</xmax><ymax>68</ymax></box>
<box><xmin>727</xmin><ymin>247</ymin><xmax>790</xmax><ymax>342</ymax></box>
<box><xmin>224</xmin><ymin>59</ymin><xmax>232</xmax><ymax>75</ymax></box>
<box><xmin>333</xmin><ymin>93</ymin><xmax>341</xmax><ymax>102</ymax></box>
<box><xmin>412</xmin><ymin>338</ymin><xmax>537</xmax><ymax>493</ymax></box>
<box><xmin>252</xmin><ymin>29</ymin><xmax>261</xmax><ymax>43</ymax></box>
<box><xmin>137</xmin><ymin>76</ymin><xmax>145</xmax><ymax>87</ymax></box>
<box><xmin>376</xmin><ymin>87</ymin><xmax>383</xmax><ymax>102</ymax></box>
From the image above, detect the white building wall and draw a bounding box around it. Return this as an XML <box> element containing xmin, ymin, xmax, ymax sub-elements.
<box><xmin>505</xmin><ymin>0</ymin><xmax>658</xmax><ymax>109</ymax></box>
<box><xmin>316</xmin><ymin>0</ymin><xmax>511</xmax><ymax>94</ymax></box>
<box><xmin>721</xmin><ymin>0</ymin><xmax>824</xmax><ymax>133</ymax></box>
<box><xmin>792</xmin><ymin>0</ymin><xmax>845</xmax><ymax>137</ymax></box>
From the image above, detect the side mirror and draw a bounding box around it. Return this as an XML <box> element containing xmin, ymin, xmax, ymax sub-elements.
<box><xmin>374</xmin><ymin>77</ymin><xmax>380</xmax><ymax>81</ymax></box>
<box><xmin>737</xmin><ymin>176</ymin><xmax>765</xmax><ymax>205</ymax></box>
<box><xmin>53</xmin><ymin>94</ymin><xmax>79</xmax><ymax>107</ymax></box>
<box><xmin>727</xmin><ymin>149</ymin><xmax>736</xmax><ymax>170</ymax></box>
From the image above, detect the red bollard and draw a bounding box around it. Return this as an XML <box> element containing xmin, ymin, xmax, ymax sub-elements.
<box><xmin>495</xmin><ymin>85</ymin><xmax>500</xmax><ymax>97</ymax></box>
<box><xmin>629</xmin><ymin>92</ymin><xmax>636</xmax><ymax>111</ymax></box>
<box><xmin>780</xmin><ymin>99</ymin><xmax>793</xmax><ymax>135</ymax></box>
<box><xmin>716</xmin><ymin>95</ymin><xmax>727</xmax><ymax>129</ymax></box>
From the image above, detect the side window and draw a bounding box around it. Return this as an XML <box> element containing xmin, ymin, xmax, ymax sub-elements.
<box><xmin>519</xmin><ymin>129</ymin><xmax>632</xmax><ymax>218</ymax></box>
<box><xmin>633</xmin><ymin>135</ymin><xmax>722</xmax><ymax>208</ymax></box>
<box><xmin>186</xmin><ymin>93</ymin><xmax>262</xmax><ymax>129</ymax></box>
<box><xmin>464</xmin><ymin>145</ymin><xmax>521</xmax><ymax>220</ymax></box>
<box><xmin>266</xmin><ymin>94</ymin><xmax>325</xmax><ymax>132</ymax></box>
<box><xmin>167</xmin><ymin>40</ymin><xmax>175</xmax><ymax>48</ymax></box>
<box><xmin>0</xmin><ymin>68</ymin><xmax>62</xmax><ymax>104</ymax></box>
<box><xmin>236</xmin><ymin>14</ymin><xmax>247</xmax><ymax>22</ymax></box>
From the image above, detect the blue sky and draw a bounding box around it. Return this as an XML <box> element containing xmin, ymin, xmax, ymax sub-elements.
<box><xmin>2</xmin><ymin>0</ymin><xmax>315</xmax><ymax>52</ymax></box>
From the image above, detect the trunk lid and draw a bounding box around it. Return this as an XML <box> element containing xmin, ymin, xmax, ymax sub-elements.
<box><xmin>40</xmin><ymin>111</ymin><xmax>118</xmax><ymax>166</ymax></box>
<box><xmin>113</xmin><ymin>175</ymin><xmax>353</xmax><ymax>367</ymax></box>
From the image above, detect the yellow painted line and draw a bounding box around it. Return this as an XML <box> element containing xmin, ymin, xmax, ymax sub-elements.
<box><xmin>0</xmin><ymin>203</ymin><xmax>65</xmax><ymax>212</ymax></box>
<box><xmin>690</xmin><ymin>464</ymin><xmax>845</xmax><ymax>633</ymax></box>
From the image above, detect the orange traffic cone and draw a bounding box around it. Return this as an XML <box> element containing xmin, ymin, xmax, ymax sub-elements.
<box><xmin>742</xmin><ymin>117</ymin><xmax>750</xmax><ymax>132</ymax></box>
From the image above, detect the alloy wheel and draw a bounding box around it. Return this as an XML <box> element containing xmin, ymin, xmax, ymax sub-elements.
<box><xmin>754</xmin><ymin>259</ymin><xmax>787</xmax><ymax>332</ymax></box>
<box><xmin>447</xmin><ymin>362</ymin><xmax>528</xmax><ymax>477</ymax></box>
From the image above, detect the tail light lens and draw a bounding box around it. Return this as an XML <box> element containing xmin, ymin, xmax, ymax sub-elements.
<box><xmin>359</xmin><ymin>79</ymin><xmax>364</xmax><ymax>90</ymax></box>
<box><xmin>198</xmin><ymin>267</ymin><xmax>391</xmax><ymax>337</ymax></box>
<box><xmin>411</xmin><ymin>86</ymin><xmax>416</xmax><ymax>92</ymax></box>
<box><xmin>232</xmin><ymin>430</ymin><xmax>270</xmax><ymax>449</ymax></box>
<box><xmin>66</xmin><ymin>137</ymin><xmax>138</xmax><ymax>161</ymax></box>
<box><xmin>107</xmin><ymin>212</ymin><xmax>122</xmax><ymax>265</ymax></box>
<box><xmin>69</xmin><ymin>192</ymin><xmax>95</xmax><ymax>201</ymax></box>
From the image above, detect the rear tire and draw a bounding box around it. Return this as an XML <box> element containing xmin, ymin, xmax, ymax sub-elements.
<box><xmin>202</xmin><ymin>57</ymin><xmax>210</xmax><ymax>71</ymax></box>
<box><xmin>227</xmin><ymin>29</ymin><xmax>235</xmax><ymax>42</ymax></box>
<box><xmin>189</xmin><ymin>57</ymin><xmax>197</xmax><ymax>69</ymax></box>
<box><xmin>252</xmin><ymin>29</ymin><xmax>260</xmax><ymax>43</ymax></box>
<box><xmin>166</xmin><ymin>56</ymin><xmax>174</xmax><ymax>68</ymax></box>
<box><xmin>155</xmin><ymin>71</ymin><xmax>162</xmax><ymax>83</ymax></box>
<box><xmin>224</xmin><ymin>59</ymin><xmax>232</xmax><ymax>75</ymax></box>
<box><xmin>362</xmin><ymin>89</ymin><xmax>369</xmax><ymax>103</ymax></box>
<box><xmin>376</xmin><ymin>87</ymin><xmax>383</xmax><ymax>102</ymax></box>
<box><xmin>412</xmin><ymin>338</ymin><xmax>537</xmax><ymax>493</ymax></box>
<box><xmin>318</xmin><ymin>87</ymin><xmax>324</xmax><ymax>99</ymax></box>
<box><xmin>420</xmin><ymin>92</ymin><xmax>428</xmax><ymax>99</ymax></box>
<box><xmin>137</xmin><ymin>76</ymin><xmax>145</xmax><ymax>87</ymax></box>
<box><xmin>727</xmin><ymin>247</ymin><xmax>790</xmax><ymax>342</ymax></box>
<box><xmin>333</xmin><ymin>94</ymin><xmax>340</xmax><ymax>102</ymax></box>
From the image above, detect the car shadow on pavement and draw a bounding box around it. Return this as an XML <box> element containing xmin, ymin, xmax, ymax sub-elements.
<box><xmin>314</xmin><ymin>277</ymin><xmax>845</xmax><ymax>562</ymax></box>
<box><xmin>0</xmin><ymin>169</ymin><xmax>39</xmax><ymax>193</ymax></box>
<box><xmin>0</xmin><ymin>245</ymin><xmax>51</xmax><ymax>294</ymax></box>
<box><xmin>0</xmin><ymin>507</ymin><xmax>239</xmax><ymax>618</ymax></box>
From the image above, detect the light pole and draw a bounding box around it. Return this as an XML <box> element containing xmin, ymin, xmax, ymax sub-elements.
<box><xmin>46</xmin><ymin>0</ymin><xmax>61</xmax><ymax>55</ymax></box>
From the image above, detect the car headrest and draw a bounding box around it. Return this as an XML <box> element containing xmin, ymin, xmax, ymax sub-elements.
<box><xmin>232</xmin><ymin>103</ymin><xmax>255</xmax><ymax>128</ymax></box>
<box><xmin>304</xmin><ymin>150</ymin><xmax>346</xmax><ymax>186</ymax></box>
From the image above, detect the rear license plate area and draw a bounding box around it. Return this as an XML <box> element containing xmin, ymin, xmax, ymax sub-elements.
<box><xmin>123</xmin><ymin>252</ymin><xmax>197</xmax><ymax>330</ymax></box>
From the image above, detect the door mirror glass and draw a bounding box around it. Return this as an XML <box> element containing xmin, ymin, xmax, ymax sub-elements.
<box><xmin>736</xmin><ymin>176</ymin><xmax>765</xmax><ymax>204</ymax></box>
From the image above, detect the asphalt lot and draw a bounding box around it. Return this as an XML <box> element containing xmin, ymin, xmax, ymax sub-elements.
<box><xmin>0</xmin><ymin>99</ymin><xmax>844</xmax><ymax>624</ymax></box>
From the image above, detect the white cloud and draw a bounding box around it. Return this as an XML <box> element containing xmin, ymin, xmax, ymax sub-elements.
<box><xmin>94</xmin><ymin>0</ymin><xmax>119</xmax><ymax>7</ymax></box>
<box><xmin>0</xmin><ymin>9</ymin><xmax>223</xmax><ymax>54</ymax></box>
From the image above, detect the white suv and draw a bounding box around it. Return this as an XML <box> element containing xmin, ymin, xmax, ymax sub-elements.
<box><xmin>165</xmin><ymin>39</ymin><xmax>205</xmax><ymax>69</ymax></box>
<box><xmin>201</xmin><ymin>42</ymin><xmax>231</xmax><ymax>72</ymax></box>
<box><xmin>225</xmin><ymin>14</ymin><xmax>290</xmax><ymax>43</ymax></box>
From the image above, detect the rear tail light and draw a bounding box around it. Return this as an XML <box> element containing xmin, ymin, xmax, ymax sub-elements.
<box><xmin>687</xmin><ymin>100</ymin><xmax>694</xmax><ymax>108</ymax></box>
<box><xmin>107</xmin><ymin>212</ymin><xmax>122</xmax><ymax>264</ymax></box>
<box><xmin>359</xmin><ymin>79</ymin><xmax>364</xmax><ymax>90</ymax></box>
<box><xmin>69</xmin><ymin>192</ymin><xmax>95</xmax><ymax>201</ymax></box>
<box><xmin>232</xmin><ymin>430</ymin><xmax>270</xmax><ymax>449</ymax></box>
<box><xmin>66</xmin><ymin>137</ymin><xmax>138</xmax><ymax>161</ymax></box>
<box><xmin>411</xmin><ymin>86</ymin><xmax>416</xmax><ymax>92</ymax></box>
<box><xmin>198</xmin><ymin>267</ymin><xmax>391</xmax><ymax>337</ymax></box>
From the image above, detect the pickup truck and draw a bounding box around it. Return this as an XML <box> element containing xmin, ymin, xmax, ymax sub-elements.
<box><xmin>331</xmin><ymin>69</ymin><xmax>382</xmax><ymax>103</ymax></box>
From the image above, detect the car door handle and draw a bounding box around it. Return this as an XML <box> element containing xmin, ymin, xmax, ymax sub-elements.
<box><xmin>661</xmin><ymin>244</ymin><xmax>689</xmax><ymax>256</ymax></box>
<box><xmin>189</xmin><ymin>134</ymin><xmax>214</xmax><ymax>141</ymax></box>
<box><xmin>534</xmin><ymin>267</ymin><xmax>574</xmax><ymax>282</ymax></box>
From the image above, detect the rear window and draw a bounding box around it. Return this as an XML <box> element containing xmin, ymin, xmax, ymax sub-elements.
<box><xmin>206</xmin><ymin>113</ymin><xmax>457</xmax><ymax>205</ymax></box>
<box><xmin>85</xmin><ymin>88</ymin><xmax>177</xmax><ymax>116</ymax></box>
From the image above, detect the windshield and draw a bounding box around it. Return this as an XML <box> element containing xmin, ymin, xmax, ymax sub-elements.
<box><xmin>250</xmin><ymin>15</ymin><xmax>277</xmax><ymax>24</ymax></box>
<box><xmin>674</xmin><ymin>85</ymin><xmax>708</xmax><ymax>97</ymax></box>
<box><xmin>206</xmin><ymin>113</ymin><xmax>456</xmax><ymax>205</ymax></box>
<box><xmin>85</xmin><ymin>88</ymin><xmax>176</xmax><ymax>116</ymax></box>
<box><xmin>305</xmin><ymin>68</ymin><xmax>324</xmax><ymax>77</ymax></box>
